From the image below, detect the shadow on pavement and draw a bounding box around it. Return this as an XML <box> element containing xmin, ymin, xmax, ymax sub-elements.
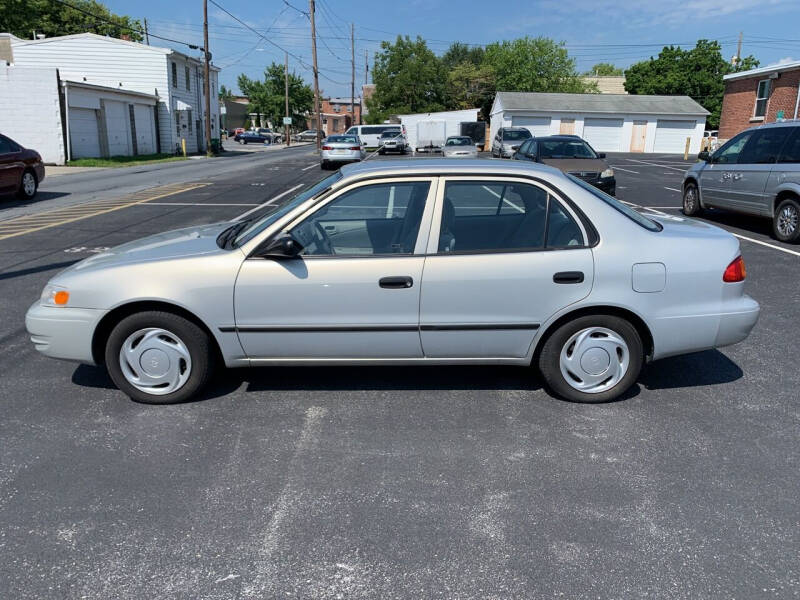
<box><xmin>639</xmin><ymin>349</ymin><xmax>743</xmax><ymax>390</ymax></box>
<box><xmin>0</xmin><ymin>191</ymin><xmax>70</xmax><ymax>210</ymax></box>
<box><xmin>694</xmin><ymin>208</ymin><xmax>775</xmax><ymax>238</ymax></box>
<box><xmin>0</xmin><ymin>259</ymin><xmax>79</xmax><ymax>281</ymax></box>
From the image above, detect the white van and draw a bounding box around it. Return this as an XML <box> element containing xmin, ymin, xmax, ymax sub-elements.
<box><xmin>345</xmin><ymin>124</ymin><xmax>406</xmax><ymax>149</ymax></box>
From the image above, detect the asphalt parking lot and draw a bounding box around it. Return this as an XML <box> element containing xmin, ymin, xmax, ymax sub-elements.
<box><xmin>1</xmin><ymin>149</ymin><xmax>798</xmax><ymax>598</ymax></box>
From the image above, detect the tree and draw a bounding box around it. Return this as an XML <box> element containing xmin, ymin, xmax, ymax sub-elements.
<box><xmin>584</xmin><ymin>62</ymin><xmax>623</xmax><ymax>76</ymax></box>
<box><xmin>447</xmin><ymin>61</ymin><xmax>496</xmax><ymax>119</ymax></box>
<box><xmin>237</xmin><ymin>63</ymin><xmax>313</xmax><ymax>129</ymax></box>
<box><xmin>624</xmin><ymin>40</ymin><xmax>758</xmax><ymax>128</ymax></box>
<box><xmin>366</xmin><ymin>36</ymin><xmax>448</xmax><ymax>123</ymax></box>
<box><xmin>483</xmin><ymin>36</ymin><xmax>592</xmax><ymax>94</ymax></box>
<box><xmin>0</xmin><ymin>0</ymin><xmax>142</xmax><ymax>41</ymax></box>
<box><xmin>441</xmin><ymin>42</ymin><xmax>484</xmax><ymax>70</ymax></box>
<box><xmin>218</xmin><ymin>84</ymin><xmax>233</xmax><ymax>102</ymax></box>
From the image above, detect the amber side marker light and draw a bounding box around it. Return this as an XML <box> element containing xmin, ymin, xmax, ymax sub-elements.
<box><xmin>54</xmin><ymin>290</ymin><xmax>70</xmax><ymax>305</ymax></box>
<box><xmin>723</xmin><ymin>256</ymin><xmax>746</xmax><ymax>283</ymax></box>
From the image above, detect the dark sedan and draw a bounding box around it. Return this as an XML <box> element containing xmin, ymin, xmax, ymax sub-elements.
<box><xmin>233</xmin><ymin>131</ymin><xmax>271</xmax><ymax>145</ymax></box>
<box><xmin>0</xmin><ymin>133</ymin><xmax>45</xmax><ymax>200</ymax></box>
<box><xmin>513</xmin><ymin>135</ymin><xmax>616</xmax><ymax>195</ymax></box>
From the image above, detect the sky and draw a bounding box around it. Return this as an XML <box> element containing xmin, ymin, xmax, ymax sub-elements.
<box><xmin>103</xmin><ymin>0</ymin><xmax>800</xmax><ymax>98</ymax></box>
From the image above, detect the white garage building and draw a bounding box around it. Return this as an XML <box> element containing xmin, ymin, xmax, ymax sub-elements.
<box><xmin>490</xmin><ymin>92</ymin><xmax>709</xmax><ymax>154</ymax></box>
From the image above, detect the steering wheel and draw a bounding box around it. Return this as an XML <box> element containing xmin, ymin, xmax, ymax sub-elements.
<box><xmin>314</xmin><ymin>222</ymin><xmax>334</xmax><ymax>255</ymax></box>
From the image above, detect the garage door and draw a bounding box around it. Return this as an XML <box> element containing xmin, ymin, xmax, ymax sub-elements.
<box><xmin>511</xmin><ymin>116</ymin><xmax>551</xmax><ymax>137</ymax></box>
<box><xmin>653</xmin><ymin>120</ymin><xmax>696</xmax><ymax>153</ymax></box>
<box><xmin>104</xmin><ymin>100</ymin><xmax>130</xmax><ymax>156</ymax></box>
<box><xmin>68</xmin><ymin>107</ymin><xmax>101</xmax><ymax>159</ymax></box>
<box><xmin>583</xmin><ymin>118</ymin><xmax>624</xmax><ymax>152</ymax></box>
<box><xmin>133</xmin><ymin>104</ymin><xmax>156</xmax><ymax>155</ymax></box>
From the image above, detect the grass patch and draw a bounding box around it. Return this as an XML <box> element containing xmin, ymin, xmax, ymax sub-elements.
<box><xmin>66</xmin><ymin>153</ymin><xmax>188</xmax><ymax>168</ymax></box>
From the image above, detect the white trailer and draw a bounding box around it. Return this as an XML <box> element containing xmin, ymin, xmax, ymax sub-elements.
<box><xmin>398</xmin><ymin>108</ymin><xmax>480</xmax><ymax>153</ymax></box>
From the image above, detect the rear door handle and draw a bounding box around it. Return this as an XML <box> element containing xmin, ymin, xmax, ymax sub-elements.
<box><xmin>732</xmin><ymin>173</ymin><xmax>742</xmax><ymax>181</ymax></box>
<box><xmin>379</xmin><ymin>276</ymin><xmax>413</xmax><ymax>289</ymax></box>
<box><xmin>553</xmin><ymin>271</ymin><xmax>584</xmax><ymax>284</ymax></box>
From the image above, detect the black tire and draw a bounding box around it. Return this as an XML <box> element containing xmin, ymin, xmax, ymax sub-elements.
<box><xmin>104</xmin><ymin>311</ymin><xmax>215</xmax><ymax>404</ymax></box>
<box><xmin>682</xmin><ymin>182</ymin><xmax>701</xmax><ymax>216</ymax></box>
<box><xmin>378</xmin><ymin>149</ymin><xmax>385</xmax><ymax>155</ymax></box>
<box><xmin>320</xmin><ymin>160</ymin><xmax>328</xmax><ymax>170</ymax></box>
<box><xmin>773</xmin><ymin>197</ymin><xmax>800</xmax><ymax>243</ymax></box>
<box><xmin>17</xmin><ymin>169</ymin><xmax>38</xmax><ymax>200</ymax></box>
<box><xmin>239</xmin><ymin>138</ymin><xmax>246</xmax><ymax>145</ymax></box>
<box><xmin>537</xmin><ymin>314</ymin><xmax>643</xmax><ymax>403</ymax></box>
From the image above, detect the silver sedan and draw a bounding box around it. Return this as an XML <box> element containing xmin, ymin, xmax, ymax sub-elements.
<box><xmin>26</xmin><ymin>160</ymin><xmax>760</xmax><ymax>404</ymax></box>
<box><xmin>443</xmin><ymin>136</ymin><xmax>478</xmax><ymax>158</ymax></box>
<box><xmin>320</xmin><ymin>135</ymin><xmax>365</xmax><ymax>169</ymax></box>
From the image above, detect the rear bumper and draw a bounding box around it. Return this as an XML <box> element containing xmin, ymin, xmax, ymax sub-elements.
<box><xmin>321</xmin><ymin>152</ymin><xmax>362</xmax><ymax>163</ymax></box>
<box><xmin>714</xmin><ymin>295</ymin><xmax>760</xmax><ymax>347</ymax></box>
<box><xmin>25</xmin><ymin>302</ymin><xmax>106</xmax><ymax>365</ymax></box>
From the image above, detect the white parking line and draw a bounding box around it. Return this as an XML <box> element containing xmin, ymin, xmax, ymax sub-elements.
<box><xmin>234</xmin><ymin>183</ymin><xmax>304</xmax><ymax>220</ymax></box>
<box><xmin>482</xmin><ymin>185</ymin><xmax>524</xmax><ymax>213</ymax></box>
<box><xmin>145</xmin><ymin>202</ymin><xmax>259</xmax><ymax>206</ymax></box>
<box><xmin>624</xmin><ymin>158</ymin><xmax>688</xmax><ymax>172</ymax></box>
<box><xmin>663</xmin><ymin>187</ymin><xmax>682</xmax><ymax>192</ymax></box>
<box><xmin>609</xmin><ymin>166</ymin><xmax>640</xmax><ymax>174</ymax></box>
<box><xmin>301</xmin><ymin>163</ymin><xmax>318</xmax><ymax>171</ymax></box>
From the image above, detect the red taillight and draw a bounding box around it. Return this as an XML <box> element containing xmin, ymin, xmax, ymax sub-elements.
<box><xmin>349</xmin><ymin>146</ymin><xmax>361</xmax><ymax>150</ymax></box>
<box><xmin>321</xmin><ymin>145</ymin><xmax>332</xmax><ymax>150</ymax></box>
<box><xmin>723</xmin><ymin>256</ymin><xmax>746</xmax><ymax>282</ymax></box>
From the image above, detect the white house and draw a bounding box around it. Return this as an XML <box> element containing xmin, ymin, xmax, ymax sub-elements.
<box><xmin>490</xmin><ymin>92</ymin><xmax>709</xmax><ymax>154</ymax></box>
<box><xmin>2</xmin><ymin>32</ymin><xmax>220</xmax><ymax>160</ymax></box>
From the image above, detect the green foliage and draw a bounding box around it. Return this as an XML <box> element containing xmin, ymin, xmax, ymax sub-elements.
<box><xmin>447</xmin><ymin>61</ymin><xmax>496</xmax><ymax>119</ymax></box>
<box><xmin>218</xmin><ymin>84</ymin><xmax>233</xmax><ymax>101</ymax></box>
<box><xmin>483</xmin><ymin>36</ymin><xmax>591</xmax><ymax>94</ymax></box>
<box><xmin>366</xmin><ymin>35</ymin><xmax>448</xmax><ymax>122</ymax></box>
<box><xmin>624</xmin><ymin>40</ymin><xmax>759</xmax><ymax>128</ymax></box>
<box><xmin>0</xmin><ymin>0</ymin><xmax>142</xmax><ymax>41</ymax></box>
<box><xmin>237</xmin><ymin>63</ymin><xmax>313</xmax><ymax>129</ymax></box>
<box><xmin>441</xmin><ymin>42</ymin><xmax>484</xmax><ymax>70</ymax></box>
<box><xmin>584</xmin><ymin>62</ymin><xmax>623</xmax><ymax>76</ymax></box>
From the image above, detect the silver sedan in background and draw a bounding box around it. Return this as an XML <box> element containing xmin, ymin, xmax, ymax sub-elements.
<box><xmin>443</xmin><ymin>136</ymin><xmax>479</xmax><ymax>158</ymax></box>
<box><xmin>320</xmin><ymin>135</ymin><xmax>365</xmax><ymax>169</ymax></box>
<box><xmin>26</xmin><ymin>160</ymin><xmax>759</xmax><ymax>405</ymax></box>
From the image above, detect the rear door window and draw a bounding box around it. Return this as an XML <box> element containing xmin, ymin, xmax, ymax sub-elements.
<box><xmin>777</xmin><ymin>127</ymin><xmax>800</xmax><ymax>163</ymax></box>
<box><xmin>738</xmin><ymin>127</ymin><xmax>792</xmax><ymax>164</ymax></box>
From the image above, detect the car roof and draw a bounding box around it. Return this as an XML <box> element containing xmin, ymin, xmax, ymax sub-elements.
<box><xmin>748</xmin><ymin>120</ymin><xmax>800</xmax><ymax>131</ymax></box>
<box><xmin>339</xmin><ymin>158</ymin><xmax>564</xmax><ymax>180</ymax></box>
<box><xmin>532</xmin><ymin>135</ymin><xmax>586</xmax><ymax>141</ymax></box>
<box><xmin>501</xmin><ymin>126</ymin><xmax>529</xmax><ymax>131</ymax></box>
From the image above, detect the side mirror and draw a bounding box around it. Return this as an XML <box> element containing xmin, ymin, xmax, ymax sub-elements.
<box><xmin>256</xmin><ymin>234</ymin><xmax>303</xmax><ymax>259</ymax></box>
<box><xmin>698</xmin><ymin>150</ymin><xmax>710</xmax><ymax>162</ymax></box>
<box><xmin>596</xmin><ymin>152</ymin><xmax>606</xmax><ymax>158</ymax></box>
<box><xmin>511</xmin><ymin>144</ymin><xmax>520</xmax><ymax>150</ymax></box>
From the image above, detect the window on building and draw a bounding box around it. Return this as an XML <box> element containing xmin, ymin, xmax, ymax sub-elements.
<box><xmin>185</xmin><ymin>66</ymin><xmax>190</xmax><ymax>91</ymax></box>
<box><xmin>172</xmin><ymin>62</ymin><xmax>178</xmax><ymax>88</ymax></box>
<box><xmin>333</xmin><ymin>104</ymin><xmax>341</xmax><ymax>112</ymax></box>
<box><xmin>755</xmin><ymin>79</ymin><xmax>771</xmax><ymax>118</ymax></box>
<box><xmin>187</xmin><ymin>110</ymin><xmax>192</xmax><ymax>135</ymax></box>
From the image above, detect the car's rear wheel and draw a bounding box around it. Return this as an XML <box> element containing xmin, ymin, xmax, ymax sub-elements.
<box><xmin>773</xmin><ymin>197</ymin><xmax>800</xmax><ymax>243</ymax></box>
<box><xmin>538</xmin><ymin>315</ymin><xmax>643</xmax><ymax>403</ymax></box>
<box><xmin>17</xmin><ymin>170</ymin><xmax>38</xmax><ymax>200</ymax></box>
<box><xmin>682</xmin><ymin>182</ymin><xmax>701</xmax><ymax>216</ymax></box>
<box><xmin>105</xmin><ymin>311</ymin><xmax>214</xmax><ymax>404</ymax></box>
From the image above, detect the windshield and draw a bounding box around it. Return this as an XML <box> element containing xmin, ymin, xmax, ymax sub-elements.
<box><xmin>568</xmin><ymin>175</ymin><xmax>662</xmax><ymax>232</ymax></box>
<box><xmin>379</xmin><ymin>130</ymin><xmax>401</xmax><ymax>138</ymax></box>
<box><xmin>327</xmin><ymin>135</ymin><xmax>358</xmax><ymax>143</ymax></box>
<box><xmin>503</xmin><ymin>130</ymin><xmax>531</xmax><ymax>141</ymax></box>
<box><xmin>538</xmin><ymin>139</ymin><xmax>597</xmax><ymax>159</ymax></box>
<box><xmin>234</xmin><ymin>172</ymin><xmax>343</xmax><ymax>246</ymax></box>
<box><xmin>446</xmin><ymin>137</ymin><xmax>473</xmax><ymax>146</ymax></box>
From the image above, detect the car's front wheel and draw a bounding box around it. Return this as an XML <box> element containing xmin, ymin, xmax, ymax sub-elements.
<box><xmin>538</xmin><ymin>315</ymin><xmax>643</xmax><ymax>403</ymax></box>
<box><xmin>773</xmin><ymin>197</ymin><xmax>800</xmax><ymax>243</ymax></box>
<box><xmin>18</xmin><ymin>170</ymin><xmax>38</xmax><ymax>200</ymax></box>
<box><xmin>105</xmin><ymin>311</ymin><xmax>214</xmax><ymax>404</ymax></box>
<box><xmin>682</xmin><ymin>182</ymin><xmax>701</xmax><ymax>216</ymax></box>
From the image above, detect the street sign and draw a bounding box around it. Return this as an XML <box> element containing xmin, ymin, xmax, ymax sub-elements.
<box><xmin>282</xmin><ymin>117</ymin><xmax>292</xmax><ymax>124</ymax></box>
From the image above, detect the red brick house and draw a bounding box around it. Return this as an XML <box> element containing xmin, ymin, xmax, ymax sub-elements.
<box><xmin>307</xmin><ymin>96</ymin><xmax>361</xmax><ymax>135</ymax></box>
<box><xmin>720</xmin><ymin>61</ymin><xmax>800</xmax><ymax>140</ymax></box>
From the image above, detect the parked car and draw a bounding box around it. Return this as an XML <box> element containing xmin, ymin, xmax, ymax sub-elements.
<box><xmin>0</xmin><ymin>133</ymin><xmax>45</xmax><ymax>200</ymax></box>
<box><xmin>233</xmin><ymin>128</ymin><xmax>245</xmax><ymax>136</ymax></box>
<box><xmin>703</xmin><ymin>129</ymin><xmax>719</xmax><ymax>152</ymax></box>
<box><xmin>377</xmin><ymin>129</ymin><xmax>407</xmax><ymax>155</ymax></box>
<box><xmin>234</xmin><ymin>131</ymin><xmax>271</xmax><ymax>145</ymax></box>
<box><xmin>320</xmin><ymin>134</ymin><xmax>365</xmax><ymax>168</ymax></box>
<box><xmin>684</xmin><ymin>121</ymin><xmax>800</xmax><ymax>243</ymax></box>
<box><xmin>442</xmin><ymin>136</ymin><xmax>478</xmax><ymax>158</ymax></box>
<box><xmin>513</xmin><ymin>135</ymin><xmax>616</xmax><ymax>195</ymax></box>
<box><xmin>294</xmin><ymin>130</ymin><xmax>319</xmax><ymax>142</ymax></box>
<box><xmin>346</xmin><ymin>124</ymin><xmax>406</xmax><ymax>149</ymax></box>
<box><xmin>26</xmin><ymin>159</ymin><xmax>759</xmax><ymax>405</ymax></box>
<box><xmin>255</xmin><ymin>127</ymin><xmax>282</xmax><ymax>144</ymax></box>
<box><xmin>491</xmin><ymin>127</ymin><xmax>532</xmax><ymax>158</ymax></box>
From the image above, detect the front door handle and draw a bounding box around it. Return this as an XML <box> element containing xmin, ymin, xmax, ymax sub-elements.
<box><xmin>379</xmin><ymin>276</ymin><xmax>413</xmax><ymax>289</ymax></box>
<box><xmin>721</xmin><ymin>172</ymin><xmax>731</xmax><ymax>180</ymax></box>
<box><xmin>553</xmin><ymin>271</ymin><xmax>584</xmax><ymax>284</ymax></box>
<box><xmin>732</xmin><ymin>173</ymin><xmax>742</xmax><ymax>181</ymax></box>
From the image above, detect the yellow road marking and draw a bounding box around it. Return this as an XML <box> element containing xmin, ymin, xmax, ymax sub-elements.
<box><xmin>0</xmin><ymin>183</ymin><xmax>209</xmax><ymax>241</ymax></box>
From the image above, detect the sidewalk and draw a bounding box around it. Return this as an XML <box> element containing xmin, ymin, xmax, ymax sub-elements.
<box><xmin>45</xmin><ymin>166</ymin><xmax>109</xmax><ymax>177</ymax></box>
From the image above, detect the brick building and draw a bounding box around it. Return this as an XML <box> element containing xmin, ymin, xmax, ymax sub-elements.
<box><xmin>307</xmin><ymin>96</ymin><xmax>361</xmax><ymax>135</ymax></box>
<box><xmin>719</xmin><ymin>61</ymin><xmax>800</xmax><ymax>140</ymax></box>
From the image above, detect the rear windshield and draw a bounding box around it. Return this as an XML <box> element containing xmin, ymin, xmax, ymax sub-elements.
<box><xmin>327</xmin><ymin>135</ymin><xmax>358</xmax><ymax>143</ymax></box>
<box><xmin>568</xmin><ymin>175</ymin><xmax>662</xmax><ymax>232</ymax></box>
<box><xmin>446</xmin><ymin>137</ymin><xmax>473</xmax><ymax>146</ymax></box>
<box><xmin>503</xmin><ymin>129</ymin><xmax>531</xmax><ymax>141</ymax></box>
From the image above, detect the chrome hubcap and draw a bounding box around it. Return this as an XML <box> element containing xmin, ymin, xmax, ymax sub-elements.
<box><xmin>777</xmin><ymin>205</ymin><xmax>798</xmax><ymax>237</ymax></box>
<box><xmin>22</xmin><ymin>173</ymin><xmax>35</xmax><ymax>196</ymax></box>
<box><xmin>119</xmin><ymin>328</ymin><xmax>191</xmax><ymax>395</ymax></box>
<box><xmin>684</xmin><ymin>187</ymin><xmax>696</xmax><ymax>211</ymax></box>
<box><xmin>560</xmin><ymin>327</ymin><xmax>630</xmax><ymax>394</ymax></box>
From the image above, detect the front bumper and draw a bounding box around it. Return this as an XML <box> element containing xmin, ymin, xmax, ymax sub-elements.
<box><xmin>25</xmin><ymin>302</ymin><xmax>106</xmax><ymax>365</ymax></box>
<box><xmin>594</xmin><ymin>176</ymin><xmax>616</xmax><ymax>195</ymax></box>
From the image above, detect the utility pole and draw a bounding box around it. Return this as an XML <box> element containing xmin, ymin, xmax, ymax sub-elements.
<box><xmin>203</xmin><ymin>0</ymin><xmax>212</xmax><ymax>157</ymax></box>
<box><xmin>350</xmin><ymin>23</ymin><xmax>355</xmax><ymax>130</ymax></box>
<box><xmin>143</xmin><ymin>18</ymin><xmax>150</xmax><ymax>45</ymax></box>
<box><xmin>309</xmin><ymin>0</ymin><xmax>322</xmax><ymax>149</ymax></box>
<box><xmin>285</xmin><ymin>52</ymin><xmax>291</xmax><ymax>147</ymax></box>
<box><xmin>734</xmin><ymin>31</ymin><xmax>743</xmax><ymax>67</ymax></box>
<box><xmin>364</xmin><ymin>49</ymin><xmax>368</xmax><ymax>85</ymax></box>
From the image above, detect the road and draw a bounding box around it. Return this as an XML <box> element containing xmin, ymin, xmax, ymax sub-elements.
<box><xmin>0</xmin><ymin>151</ymin><xmax>798</xmax><ymax>599</ymax></box>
